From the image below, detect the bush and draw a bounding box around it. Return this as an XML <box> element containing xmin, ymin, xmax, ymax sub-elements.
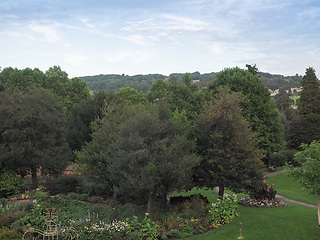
<box><xmin>90</xmin><ymin>196</ymin><xmax>104</xmax><ymax>203</ymax></box>
<box><xmin>209</xmin><ymin>193</ymin><xmax>239</xmax><ymax>224</ymax></box>
<box><xmin>81</xmin><ymin>178</ymin><xmax>113</xmax><ymax>197</ymax></box>
<box><xmin>280</xmin><ymin>149</ymin><xmax>300</xmax><ymax>166</ymax></box>
<box><xmin>126</xmin><ymin>214</ymin><xmax>159</xmax><ymax>240</ymax></box>
<box><xmin>77</xmin><ymin>193</ymin><xmax>89</xmax><ymax>201</ymax></box>
<box><xmin>53</xmin><ymin>175</ymin><xmax>82</xmax><ymax>194</ymax></box>
<box><xmin>0</xmin><ymin>170</ymin><xmax>23</xmax><ymax>197</ymax></box>
<box><xmin>269</xmin><ymin>152</ymin><xmax>287</xmax><ymax>167</ymax></box>
<box><xmin>0</xmin><ymin>226</ymin><xmax>19</xmax><ymax>239</ymax></box>
<box><xmin>250</xmin><ymin>181</ymin><xmax>277</xmax><ymax>201</ymax></box>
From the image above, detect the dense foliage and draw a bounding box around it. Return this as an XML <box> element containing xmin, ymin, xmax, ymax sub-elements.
<box><xmin>194</xmin><ymin>88</ymin><xmax>264</xmax><ymax>196</ymax></box>
<box><xmin>0</xmin><ymin>66</ymin><xmax>91</xmax><ymax>111</ymax></box>
<box><xmin>81</xmin><ymin>71</ymin><xmax>302</xmax><ymax>93</ymax></box>
<box><xmin>77</xmin><ymin>102</ymin><xmax>200</xmax><ymax>213</ymax></box>
<box><xmin>286</xmin><ymin>68</ymin><xmax>320</xmax><ymax>149</ymax></box>
<box><xmin>288</xmin><ymin>140</ymin><xmax>320</xmax><ymax>225</ymax></box>
<box><xmin>0</xmin><ymin>88</ymin><xmax>71</xmax><ymax>187</ymax></box>
<box><xmin>0</xmin><ymin>64</ymin><xmax>313</xmax><ymax>239</ymax></box>
<box><xmin>207</xmin><ymin>67</ymin><xmax>284</xmax><ymax>160</ymax></box>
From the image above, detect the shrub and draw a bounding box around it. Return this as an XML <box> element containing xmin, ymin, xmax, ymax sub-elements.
<box><xmin>53</xmin><ymin>175</ymin><xmax>82</xmax><ymax>194</ymax></box>
<box><xmin>0</xmin><ymin>226</ymin><xmax>19</xmax><ymax>239</ymax></box>
<box><xmin>250</xmin><ymin>181</ymin><xmax>277</xmax><ymax>201</ymax></box>
<box><xmin>77</xmin><ymin>193</ymin><xmax>90</xmax><ymax>202</ymax></box>
<box><xmin>90</xmin><ymin>196</ymin><xmax>104</xmax><ymax>203</ymax></box>
<box><xmin>209</xmin><ymin>193</ymin><xmax>239</xmax><ymax>224</ymax></box>
<box><xmin>64</xmin><ymin>192</ymin><xmax>79</xmax><ymax>200</ymax></box>
<box><xmin>0</xmin><ymin>170</ymin><xmax>23</xmax><ymax>197</ymax></box>
<box><xmin>81</xmin><ymin>177</ymin><xmax>113</xmax><ymax>197</ymax></box>
<box><xmin>280</xmin><ymin>149</ymin><xmax>300</xmax><ymax>166</ymax></box>
<box><xmin>269</xmin><ymin>153</ymin><xmax>287</xmax><ymax>167</ymax></box>
<box><xmin>126</xmin><ymin>214</ymin><xmax>159</xmax><ymax>240</ymax></box>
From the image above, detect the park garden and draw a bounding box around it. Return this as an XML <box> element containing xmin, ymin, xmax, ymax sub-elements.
<box><xmin>0</xmin><ymin>65</ymin><xmax>320</xmax><ymax>239</ymax></box>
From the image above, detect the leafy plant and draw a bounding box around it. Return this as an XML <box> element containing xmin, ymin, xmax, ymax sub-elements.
<box><xmin>209</xmin><ymin>193</ymin><xmax>239</xmax><ymax>224</ymax></box>
<box><xmin>126</xmin><ymin>214</ymin><xmax>159</xmax><ymax>240</ymax></box>
<box><xmin>251</xmin><ymin>181</ymin><xmax>277</xmax><ymax>201</ymax></box>
<box><xmin>0</xmin><ymin>170</ymin><xmax>23</xmax><ymax>197</ymax></box>
<box><xmin>269</xmin><ymin>152</ymin><xmax>287</xmax><ymax>167</ymax></box>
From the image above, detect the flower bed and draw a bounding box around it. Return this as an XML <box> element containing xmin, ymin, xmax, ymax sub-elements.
<box><xmin>238</xmin><ymin>197</ymin><xmax>287</xmax><ymax>208</ymax></box>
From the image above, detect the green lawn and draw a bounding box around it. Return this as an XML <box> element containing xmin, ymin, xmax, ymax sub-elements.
<box><xmin>174</xmin><ymin>175</ymin><xmax>320</xmax><ymax>240</ymax></box>
<box><xmin>186</xmin><ymin>204</ymin><xmax>320</xmax><ymax>240</ymax></box>
<box><xmin>267</xmin><ymin>171</ymin><xmax>318</xmax><ymax>205</ymax></box>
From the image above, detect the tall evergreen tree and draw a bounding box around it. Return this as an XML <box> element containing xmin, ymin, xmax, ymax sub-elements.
<box><xmin>286</xmin><ymin>67</ymin><xmax>320</xmax><ymax>149</ymax></box>
<box><xmin>299</xmin><ymin>67</ymin><xmax>320</xmax><ymax>142</ymax></box>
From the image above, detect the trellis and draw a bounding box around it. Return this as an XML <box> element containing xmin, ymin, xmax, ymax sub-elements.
<box><xmin>22</xmin><ymin>208</ymin><xmax>78</xmax><ymax>240</ymax></box>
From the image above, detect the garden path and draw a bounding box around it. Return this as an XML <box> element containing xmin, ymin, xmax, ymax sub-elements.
<box><xmin>265</xmin><ymin>170</ymin><xmax>317</xmax><ymax>209</ymax></box>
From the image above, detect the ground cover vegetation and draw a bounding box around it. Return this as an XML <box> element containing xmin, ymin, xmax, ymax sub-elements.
<box><xmin>0</xmin><ymin>65</ymin><xmax>319</xmax><ymax>238</ymax></box>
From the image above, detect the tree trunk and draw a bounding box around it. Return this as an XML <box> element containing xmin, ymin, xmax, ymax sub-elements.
<box><xmin>147</xmin><ymin>192</ymin><xmax>155</xmax><ymax>214</ymax></box>
<box><xmin>31</xmin><ymin>167</ymin><xmax>38</xmax><ymax>188</ymax></box>
<box><xmin>218</xmin><ymin>185</ymin><xmax>225</xmax><ymax>198</ymax></box>
<box><xmin>318</xmin><ymin>192</ymin><xmax>320</xmax><ymax>226</ymax></box>
<box><xmin>112</xmin><ymin>186</ymin><xmax>118</xmax><ymax>201</ymax></box>
<box><xmin>161</xmin><ymin>192</ymin><xmax>167</xmax><ymax>208</ymax></box>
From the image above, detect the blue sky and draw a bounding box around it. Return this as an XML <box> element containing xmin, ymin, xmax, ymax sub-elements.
<box><xmin>1</xmin><ymin>0</ymin><xmax>320</xmax><ymax>77</ymax></box>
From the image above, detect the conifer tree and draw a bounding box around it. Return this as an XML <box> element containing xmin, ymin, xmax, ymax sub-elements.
<box><xmin>287</xmin><ymin>67</ymin><xmax>320</xmax><ymax>148</ymax></box>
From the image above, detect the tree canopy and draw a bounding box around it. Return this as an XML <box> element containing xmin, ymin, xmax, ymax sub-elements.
<box><xmin>194</xmin><ymin>88</ymin><xmax>264</xmax><ymax>196</ymax></box>
<box><xmin>0</xmin><ymin>87</ymin><xmax>72</xmax><ymax>187</ymax></box>
<box><xmin>207</xmin><ymin>67</ymin><xmax>284</xmax><ymax>159</ymax></box>
<box><xmin>288</xmin><ymin>140</ymin><xmax>320</xmax><ymax>225</ymax></box>
<box><xmin>286</xmin><ymin>67</ymin><xmax>320</xmax><ymax>149</ymax></box>
<box><xmin>0</xmin><ymin>66</ymin><xmax>91</xmax><ymax>112</ymax></box>
<box><xmin>76</xmin><ymin>102</ymin><xmax>200</xmax><ymax>213</ymax></box>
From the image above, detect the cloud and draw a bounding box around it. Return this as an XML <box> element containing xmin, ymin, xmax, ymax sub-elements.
<box><xmin>29</xmin><ymin>22</ymin><xmax>60</xmax><ymax>42</ymax></box>
<box><xmin>105</xmin><ymin>51</ymin><xmax>153</xmax><ymax>63</ymax></box>
<box><xmin>64</xmin><ymin>53</ymin><xmax>87</xmax><ymax>66</ymax></box>
<box><xmin>79</xmin><ymin>18</ymin><xmax>95</xmax><ymax>28</ymax></box>
<box><xmin>122</xmin><ymin>14</ymin><xmax>213</xmax><ymax>34</ymax></box>
<box><xmin>120</xmin><ymin>13</ymin><xmax>231</xmax><ymax>47</ymax></box>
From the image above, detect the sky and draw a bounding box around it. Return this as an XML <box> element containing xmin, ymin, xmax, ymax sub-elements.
<box><xmin>1</xmin><ymin>0</ymin><xmax>320</xmax><ymax>78</ymax></box>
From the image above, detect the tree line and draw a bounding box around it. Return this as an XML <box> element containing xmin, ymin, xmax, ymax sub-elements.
<box><xmin>81</xmin><ymin>70</ymin><xmax>302</xmax><ymax>93</ymax></box>
<box><xmin>0</xmin><ymin>65</ymin><xmax>318</xmax><ymax>213</ymax></box>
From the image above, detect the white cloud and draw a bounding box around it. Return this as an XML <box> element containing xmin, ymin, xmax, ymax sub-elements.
<box><xmin>79</xmin><ymin>18</ymin><xmax>95</xmax><ymax>28</ymax></box>
<box><xmin>29</xmin><ymin>22</ymin><xmax>60</xmax><ymax>42</ymax></box>
<box><xmin>208</xmin><ymin>42</ymin><xmax>228</xmax><ymax>54</ymax></box>
<box><xmin>105</xmin><ymin>51</ymin><xmax>153</xmax><ymax>63</ymax></box>
<box><xmin>126</xmin><ymin>34</ymin><xmax>145</xmax><ymax>45</ymax></box>
<box><xmin>64</xmin><ymin>53</ymin><xmax>87</xmax><ymax>66</ymax></box>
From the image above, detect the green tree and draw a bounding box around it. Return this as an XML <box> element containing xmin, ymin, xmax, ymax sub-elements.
<box><xmin>276</xmin><ymin>95</ymin><xmax>296</xmax><ymax>137</ymax></box>
<box><xmin>110</xmin><ymin>103</ymin><xmax>200</xmax><ymax>213</ymax></box>
<box><xmin>45</xmin><ymin>66</ymin><xmax>90</xmax><ymax>111</ymax></box>
<box><xmin>194</xmin><ymin>88</ymin><xmax>264</xmax><ymax>197</ymax></box>
<box><xmin>75</xmin><ymin>102</ymin><xmax>138</xmax><ymax>197</ymax></box>
<box><xmin>116</xmin><ymin>86</ymin><xmax>147</xmax><ymax>104</ymax></box>
<box><xmin>0</xmin><ymin>87</ymin><xmax>71</xmax><ymax>187</ymax></box>
<box><xmin>297</xmin><ymin>67</ymin><xmax>320</xmax><ymax>144</ymax></box>
<box><xmin>77</xmin><ymin>103</ymin><xmax>200</xmax><ymax>213</ymax></box>
<box><xmin>66</xmin><ymin>91</ymin><xmax>115</xmax><ymax>153</ymax></box>
<box><xmin>208</xmin><ymin>67</ymin><xmax>284</xmax><ymax>160</ymax></box>
<box><xmin>288</xmin><ymin>140</ymin><xmax>320</xmax><ymax>225</ymax></box>
<box><xmin>148</xmin><ymin>74</ymin><xmax>202</xmax><ymax>129</ymax></box>
<box><xmin>0</xmin><ymin>66</ymin><xmax>90</xmax><ymax>112</ymax></box>
<box><xmin>246</xmin><ymin>64</ymin><xmax>259</xmax><ymax>75</ymax></box>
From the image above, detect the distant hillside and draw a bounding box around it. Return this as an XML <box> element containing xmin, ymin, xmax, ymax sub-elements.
<box><xmin>80</xmin><ymin>71</ymin><xmax>302</xmax><ymax>93</ymax></box>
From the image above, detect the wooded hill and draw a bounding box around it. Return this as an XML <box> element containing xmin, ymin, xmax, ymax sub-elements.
<box><xmin>80</xmin><ymin>71</ymin><xmax>302</xmax><ymax>93</ymax></box>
